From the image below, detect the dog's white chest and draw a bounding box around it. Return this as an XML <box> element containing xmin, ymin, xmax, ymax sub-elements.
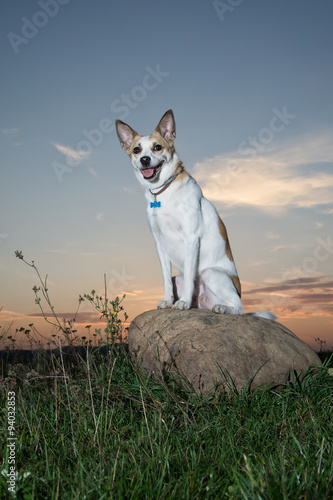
<box><xmin>148</xmin><ymin>209</ymin><xmax>187</xmax><ymax>269</ymax></box>
<box><xmin>149</xmin><ymin>210</ymin><xmax>183</xmax><ymax>242</ymax></box>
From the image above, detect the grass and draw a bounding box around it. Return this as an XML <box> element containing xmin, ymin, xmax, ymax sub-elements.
<box><xmin>0</xmin><ymin>346</ymin><xmax>332</xmax><ymax>499</ymax></box>
<box><xmin>0</xmin><ymin>253</ymin><xmax>332</xmax><ymax>499</ymax></box>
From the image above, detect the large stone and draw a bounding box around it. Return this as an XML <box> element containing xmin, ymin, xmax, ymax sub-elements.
<box><xmin>128</xmin><ymin>309</ymin><xmax>321</xmax><ymax>394</ymax></box>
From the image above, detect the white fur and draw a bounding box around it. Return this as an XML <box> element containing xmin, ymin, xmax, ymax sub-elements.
<box><xmin>116</xmin><ymin>110</ymin><xmax>276</xmax><ymax>320</ymax></box>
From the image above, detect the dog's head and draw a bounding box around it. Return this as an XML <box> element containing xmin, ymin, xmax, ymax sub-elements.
<box><xmin>116</xmin><ymin>110</ymin><xmax>178</xmax><ymax>187</ymax></box>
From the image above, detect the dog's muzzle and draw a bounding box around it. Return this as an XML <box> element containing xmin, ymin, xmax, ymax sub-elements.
<box><xmin>140</xmin><ymin>156</ymin><xmax>164</xmax><ymax>179</ymax></box>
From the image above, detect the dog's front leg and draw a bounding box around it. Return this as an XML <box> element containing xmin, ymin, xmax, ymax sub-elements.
<box><xmin>155</xmin><ymin>241</ymin><xmax>174</xmax><ymax>309</ymax></box>
<box><xmin>174</xmin><ymin>235</ymin><xmax>199</xmax><ymax>310</ymax></box>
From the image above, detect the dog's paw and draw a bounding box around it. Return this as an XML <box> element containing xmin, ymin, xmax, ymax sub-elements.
<box><xmin>212</xmin><ymin>304</ymin><xmax>232</xmax><ymax>314</ymax></box>
<box><xmin>157</xmin><ymin>299</ymin><xmax>173</xmax><ymax>309</ymax></box>
<box><xmin>173</xmin><ymin>300</ymin><xmax>190</xmax><ymax>310</ymax></box>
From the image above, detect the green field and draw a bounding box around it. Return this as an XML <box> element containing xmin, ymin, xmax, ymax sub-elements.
<box><xmin>0</xmin><ymin>340</ymin><xmax>332</xmax><ymax>499</ymax></box>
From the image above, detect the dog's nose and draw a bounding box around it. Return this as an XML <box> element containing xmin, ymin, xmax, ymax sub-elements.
<box><xmin>140</xmin><ymin>156</ymin><xmax>151</xmax><ymax>166</ymax></box>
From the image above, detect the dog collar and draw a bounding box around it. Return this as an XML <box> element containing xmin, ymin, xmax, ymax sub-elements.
<box><xmin>149</xmin><ymin>173</ymin><xmax>178</xmax><ymax>208</ymax></box>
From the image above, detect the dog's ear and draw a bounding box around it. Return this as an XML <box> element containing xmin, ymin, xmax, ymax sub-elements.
<box><xmin>116</xmin><ymin>120</ymin><xmax>138</xmax><ymax>150</ymax></box>
<box><xmin>155</xmin><ymin>109</ymin><xmax>176</xmax><ymax>141</ymax></box>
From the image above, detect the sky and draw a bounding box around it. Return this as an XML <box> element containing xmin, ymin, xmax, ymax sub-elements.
<box><xmin>1</xmin><ymin>0</ymin><xmax>333</xmax><ymax>350</ymax></box>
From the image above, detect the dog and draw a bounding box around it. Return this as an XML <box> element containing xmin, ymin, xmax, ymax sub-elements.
<box><xmin>116</xmin><ymin>110</ymin><xmax>275</xmax><ymax>320</ymax></box>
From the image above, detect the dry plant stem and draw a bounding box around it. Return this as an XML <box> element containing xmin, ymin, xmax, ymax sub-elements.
<box><xmin>15</xmin><ymin>250</ymin><xmax>83</xmax><ymax>342</ymax></box>
<box><xmin>86</xmin><ymin>347</ymin><xmax>98</xmax><ymax>446</ymax></box>
<box><xmin>15</xmin><ymin>252</ymin><xmax>64</xmax><ymax>331</ymax></box>
<box><xmin>140</xmin><ymin>386</ymin><xmax>154</xmax><ymax>457</ymax></box>
<box><xmin>112</xmin><ymin>447</ymin><xmax>120</xmax><ymax>486</ymax></box>
<box><xmin>104</xmin><ymin>357</ymin><xmax>117</xmax><ymax>442</ymax></box>
<box><xmin>58</xmin><ymin>336</ymin><xmax>77</xmax><ymax>457</ymax></box>
<box><xmin>162</xmin><ymin>416</ymin><xmax>175</xmax><ymax>457</ymax></box>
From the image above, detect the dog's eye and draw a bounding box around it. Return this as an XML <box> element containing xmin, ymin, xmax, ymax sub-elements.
<box><xmin>133</xmin><ymin>146</ymin><xmax>141</xmax><ymax>154</ymax></box>
<box><xmin>153</xmin><ymin>144</ymin><xmax>162</xmax><ymax>152</ymax></box>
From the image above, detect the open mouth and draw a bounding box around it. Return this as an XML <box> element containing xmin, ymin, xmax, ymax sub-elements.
<box><xmin>141</xmin><ymin>161</ymin><xmax>164</xmax><ymax>179</ymax></box>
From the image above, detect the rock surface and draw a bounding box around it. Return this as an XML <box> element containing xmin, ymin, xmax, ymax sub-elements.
<box><xmin>128</xmin><ymin>309</ymin><xmax>321</xmax><ymax>394</ymax></box>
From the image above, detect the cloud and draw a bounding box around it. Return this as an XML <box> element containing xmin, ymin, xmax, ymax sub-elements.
<box><xmin>293</xmin><ymin>293</ymin><xmax>333</xmax><ymax>303</ymax></box>
<box><xmin>244</xmin><ymin>277</ymin><xmax>333</xmax><ymax>295</ymax></box>
<box><xmin>1</xmin><ymin>128</ymin><xmax>19</xmax><ymax>135</ymax></box>
<box><xmin>243</xmin><ymin>276</ymin><xmax>333</xmax><ymax>320</ymax></box>
<box><xmin>0</xmin><ymin>309</ymin><xmax>27</xmax><ymax>321</ymax></box>
<box><xmin>13</xmin><ymin>138</ymin><xmax>39</xmax><ymax>147</ymax></box>
<box><xmin>242</xmin><ymin>297</ymin><xmax>263</xmax><ymax>306</ymax></box>
<box><xmin>270</xmin><ymin>245</ymin><xmax>294</xmax><ymax>252</ymax></box>
<box><xmin>43</xmin><ymin>248</ymin><xmax>108</xmax><ymax>257</ymax></box>
<box><xmin>266</xmin><ymin>231</ymin><xmax>280</xmax><ymax>240</ymax></box>
<box><xmin>192</xmin><ymin>132</ymin><xmax>333</xmax><ymax>211</ymax></box>
<box><xmin>88</xmin><ymin>167</ymin><xmax>98</xmax><ymax>178</ymax></box>
<box><xmin>321</xmin><ymin>306</ymin><xmax>333</xmax><ymax>316</ymax></box>
<box><xmin>28</xmin><ymin>311</ymin><xmax>104</xmax><ymax>324</ymax></box>
<box><xmin>52</xmin><ymin>142</ymin><xmax>91</xmax><ymax>164</ymax></box>
<box><xmin>319</xmin><ymin>207</ymin><xmax>333</xmax><ymax>214</ymax></box>
<box><xmin>248</xmin><ymin>260</ymin><xmax>267</xmax><ymax>267</ymax></box>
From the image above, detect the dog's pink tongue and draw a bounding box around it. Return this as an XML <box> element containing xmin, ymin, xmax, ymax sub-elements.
<box><xmin>142</xmin><ymin>168</ymin><xmax>154</xmax><ymax>179</ymax></box>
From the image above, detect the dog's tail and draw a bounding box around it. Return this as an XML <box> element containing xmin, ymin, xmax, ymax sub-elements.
<box><xmin>246</xmin><ymin>311</ymin><xmax>277</xmax><ymax>321</ymax></box>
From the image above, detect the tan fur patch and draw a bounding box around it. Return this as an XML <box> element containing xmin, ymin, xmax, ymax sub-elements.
<box><xmin>173</xmin><ymin>161</ymin><xmax>189</xmax><ymax>181</ymax></box>
<box><xmin>229</xmin><ymin>274</ymin><xmax>241</xmax><ymax>298</ymax></box>
<box><xmin>149</xmin><ymin>131</ymin><xmax>176</xmax><ymax>156</ymax></box>
<box><xmin>217</xmin><ymin>218</ymin><xmax>234</xmax><ymax>262</ymax></box>
<box><xmin>125</xmin><ymin>134</ymin><xmax>141</xmax><ymax>156</ymax></box>
<box><xmin>217</xmin><ymin>218</ymin><xmax>241</xmax><ymax>297</ymax></box>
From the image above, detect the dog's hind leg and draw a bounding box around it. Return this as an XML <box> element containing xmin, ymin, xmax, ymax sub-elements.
<box><xmin>198</xmin><ymin>268</ymin><xmax>243</xmax><ymax>314</ymax></box>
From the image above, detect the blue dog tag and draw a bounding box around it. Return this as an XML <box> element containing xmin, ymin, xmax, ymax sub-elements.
<box><xmin>150</xmin><ymin>201</ymin><xmax>161</xmax><ymax>208</ymax></box>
